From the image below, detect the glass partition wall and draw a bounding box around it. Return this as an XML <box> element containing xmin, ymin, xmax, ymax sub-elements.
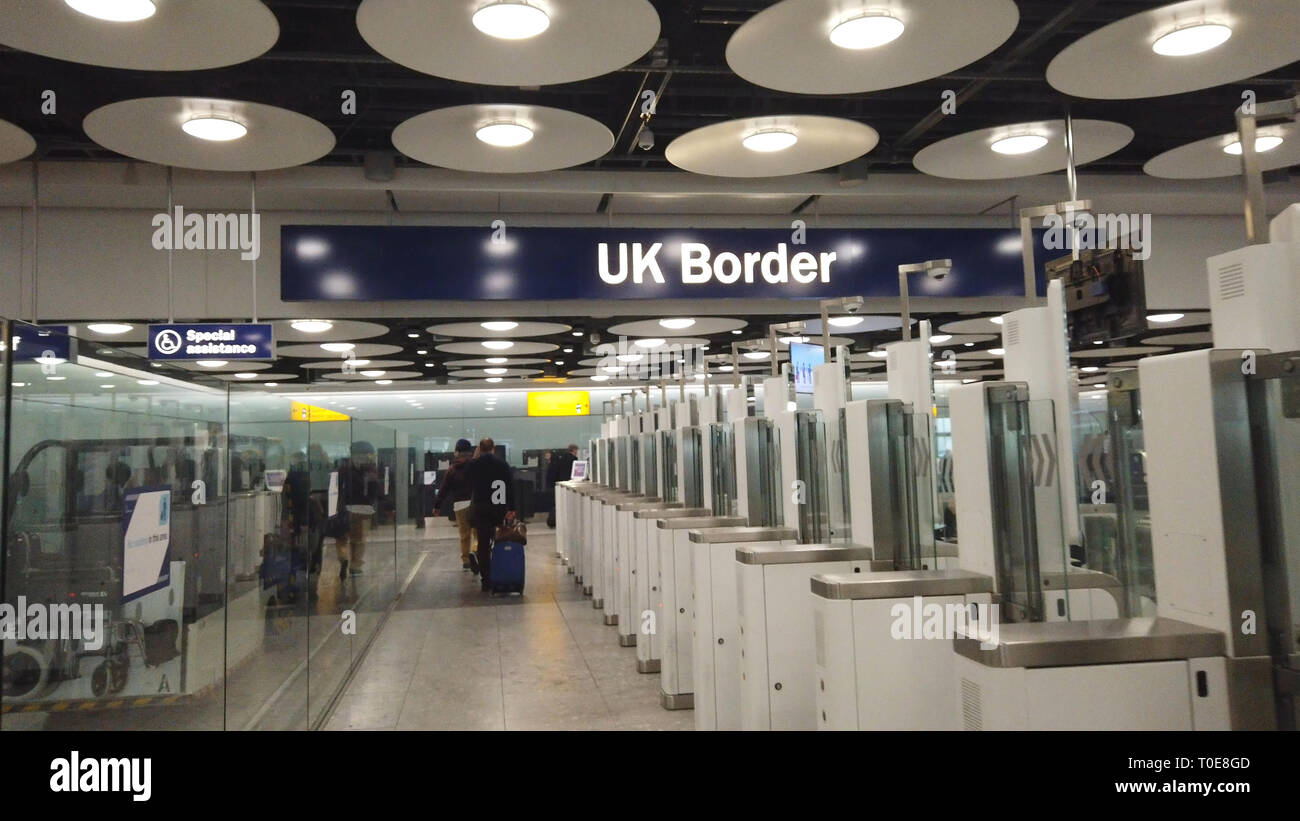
<box><xmin>0</xmin><ymin>322</ymin><xmax>410</xmax><ymax>731</ymax></box>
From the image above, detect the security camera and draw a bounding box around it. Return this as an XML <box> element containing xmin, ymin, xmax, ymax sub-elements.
<box><xmin>928</xmin><ymin>265</ymin><xmax>951</xmax><ymax>280</ymax></box>
<box><xmin>842</xmin><ymin>296</ymin><xmax>864</xmax><ymax>314</ymax></box>
<box><xmin>637</xmin><ymin>128</ymin><xmax>655</xmax><ymax>151</ymax></box>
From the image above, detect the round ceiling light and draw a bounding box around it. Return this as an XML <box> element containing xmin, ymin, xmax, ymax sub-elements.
<box><xmin>291</xmin><ymin>320</ymin><xmax>334</xmax><ymax>333</ymax></box>
<box><xmin>471</xmin><ymin>1</ymin><xmax>551</xmax><ymax>40</ymax></box>
<box><xmin>65</xmin><ymin>0</ymin><xmax>156</xmax><ymax>23</ymax></box>
<box><xmin>743</xmin><ymin>351</ymin><xmax>771</xmax><ymax>360</ymax></box>
<box><xmin>829</xmin><ymin>12</ymin><xmax>905</xmax><ymax>50</ymax></box>
<box><xmin>634</xmin><ymin>338</ymin><xmax>666</xmax><ymax>349</ymax></box>
<box><xmin>991</xmin><ymin>134</ymin><xmax>1048</xmax><ymax>155</ymax></box>
<box><xmin>360</xmin><ymin>370</ymin><xmax>386</xmax><ymax>378</ymax></box>
<box><xmin>930</xmin><ymin>334</ymin><xmax>952</xmax><ymax>344</ymax></box>
<box><xmin>742</xmin><ymin>129</ymin><xmax>798</xmax><ymax>153</ymax></box>
<box><xmin>1147</xmin><ymin>313</ymin><xmax>1185</xmax><ymax>323</ymax></box>
<box><xmin>181</xmin><ymin>116</ymin><xmax>248</xmax><ymax>142</ymax></box>
<box><xmin>486</xmin><ymin>377</ymin><xmax>504</xmax><ymax>383</ymax></box>
<box><xmin>482</xmin><ymin>340</ymin><xmax>514</xmax><ymax>350</ymax></box>
<box><xmin>196</xmin><ymin>360</ymin><xmax>229</xmax><ymax>368</ymax></box>
<box><xmin>321</xmin><ymin>342</ymin><xmax>355</xmax><ymax>352</ymax></box>
<box><xmin>485</xmin><ymin>368</ymin><xmax>508</xmax><ymax>375</ymax></box>
<box><xmin>592</xmin><ymin>374</ymin><xmax>610</xmax><ymax>382</ymax></box>
<box><xmin>1152</xmin><ymin>23</ymin><xmax>1232</xmax><ymax>57</ymax></box>
<box><xmin>481</xmin><ymin>320</ymin><xmax>520</xmax><ymax>331</ymax></box>
<box><xmin>659</xmin><ymin>318</ymin><xmax>696</xmax><ymax>330</ymax></box>
<box><xmin>475</xmin><ymin>122</ymin><xmax>534</xmax><ymax>148</ymax></box>
<box><xmin>486</xmin><ymin>357</ymin><xmax>509</xmax><ymax>365</ymax></box>
<box><xmin>234</xmin><ymin>372</ymin><xmax>258</xmax><ymax>379</ymax></box>
<box><xmin>86</xmin><ymin>322</ymin><xmax>133</xmax><ymax>335</ymax></box>
<box><xmin>827</xmin><ymin>316</ymin><xmax>864</xmax><ymax>328</ymax></box>
<box><xmin>376</xmin><ymin>379</ymin><xmax>393</xmax><ymax>385</ymax></box>
<box><xmin>989</xmin><ymin>348</ymin><xmax>1006</xmax><ymax>356</ymax></box>
<box><xmin>868</xmin><ymin>350</ymin><xmax>889</xmax><ymax>358</ymax></box>
<box><xmin>617</xmin><ymin>353</ymin><xmax>644</xmax><ymax>363</ymax></box>
<box><xmin>1222</xmin><ymin>136</ymin><xmax>1284</xmax><ymax>155</ymax></box>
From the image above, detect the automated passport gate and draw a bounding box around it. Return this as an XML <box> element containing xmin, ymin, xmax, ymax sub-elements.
<box><xmin>634</xmin><ymin>507</ymin><xmax>711</xmax><ymax>674</ymax></box>
<box><xmin>613</xmin><ymin>431</ymin><xmax>683</xmax><ymax>648</ymax></box>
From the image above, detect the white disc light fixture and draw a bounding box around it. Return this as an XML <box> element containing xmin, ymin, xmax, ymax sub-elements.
<box><xmin>83</xmin><ymin>97</ymin><xmax>334</xmax><ymax>172</ymax></box>
<box><xmin>290</xmin><ymin>320</ymin><xmax>334</xmax><ymax>334</ymax></box>
<box><xmin>1047</xmin><ymin>0</ymin><xmax>1300</xmax><ymax>99</ymax></box>
<box><xmin>0</xmin><ymin>119</ymin><xmax>37</xmax><ymax>165</ymax></box>
<box><xmin>481</xmin><ymin>321</ymin><xmax>521</xmax><ymax>332</ymax></box>
<box><xmin>0</xmin><ymin>0</ymin><xmax>278</xmax><ymax>71</ymax></box>
<box><xmin>86</xmin><ymin>322</ymin><xmax>133</xmax><ymax>335</ymax></box>
<box><xmin>65</xmin><ymin>0</ymin><xmax>156</xmax><ymax>23</ymax></box>
<box><xmin>667</xmin><ymin>115</ymin><xmax>878</xmax><ymax>178</ymax></box>
<box><xmin>726</xmin><ymin>0</ymin><xmax>1019</xmax><ymax>94</ymax></box>
<box><xmin>1144</xmin><ymin>123</ymin><xmax>1300</xmax><ymax>179</ymax></box>
<box><xmin>357</xmin><ymin>0</ymin><xmax>660</xmax><ymax>87</ymax></box>
<box><xmin>394</xmin><ymin>104</ymin><xmax>612</xmax><ymax>173</ymax></box>
<box><xmin>914</xmin><ymin>120</ymin><xmax>1133</xmax><ymax>180</ymax></box>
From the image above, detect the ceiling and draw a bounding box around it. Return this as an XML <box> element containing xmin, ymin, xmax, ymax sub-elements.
<box><xmin>0</xmin><ymin>0</ymin><xmax>1296</xmax><ymax>179</ymax></box>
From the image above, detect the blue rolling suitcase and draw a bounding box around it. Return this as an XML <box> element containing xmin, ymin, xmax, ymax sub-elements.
<box><xmin>489</xmin><ymin>540</ymin><xmax>526</xmax><ymax>595</ymax></box>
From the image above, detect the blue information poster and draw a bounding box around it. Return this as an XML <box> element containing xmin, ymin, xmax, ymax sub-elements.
<box><xmin>791</xmin><ymin>342</ymin><xmax>826</xmax><ymax>395</ymax></box>
<box><xmin>122</xmin><ymin>487</ymin><xmax>172</xmax><ymax>604</ymax></box>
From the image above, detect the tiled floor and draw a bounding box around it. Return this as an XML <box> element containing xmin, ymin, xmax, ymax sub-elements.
<box><xmin>324</xmin><ymin>528</ymin><xmax>693</xmax><ymax>731</ymax></box>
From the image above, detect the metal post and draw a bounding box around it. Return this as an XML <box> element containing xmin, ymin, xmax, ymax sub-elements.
<box><xmin>250</xmin><ymin>172</ymin><xmax>259</xmax><ymax>322</ymax></box>
<box><xmin>769</xmin><ymin>325</ymin><xmax>779</xmax><ymax>377</ymax></box>
<box><xmin>820</xmin><ymin>300</ymin><xmax>832</xmax><ymax>352</ymax></box>
<box><xmin>1063</xmin><ymin>109</ymin><xmax>1080</xmax><ymax>262</ymax></box>
<box><xmin>1233</xmin><ymin>95</ymin><xmax>1299</xmax><ymax>244</ymax></box>
<box><xmin>899</xmin><ymin>269</ymin><xmax>912</xmax><ymax>342</ymax></box>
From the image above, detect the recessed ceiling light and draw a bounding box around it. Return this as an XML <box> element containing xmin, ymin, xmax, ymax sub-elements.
<box><xmin>181</xmin><ymin>116</ymin><xmax>248</xmax><ymax>142</ymax></box>
<box><xmin>137</xmin><ymin>379</ymin><xmax>159</xmax><ymax>386</ymax></box>
<box><xmin>1093</xmin><ymin>383</ymin><xmax>1107</xmax><ymax>388</ymax></box>
<box><xmin>989</xmin><ymin>348</ymin><xmax>1006</xmax><ymax>356</ymax></box>
<box><xmin>471</xmin><ymin>1</ymin><xmax>550</xmax><ymax>40</ymax></box>
<box><xmin>1081</xmin><ymin>366</ymin><xmax>1101</xmax><ymax>373</ymax></box>
<box><xmin>1094</xmin><ymin>340</ymin><xmax>1104</xmax><ymax>345</ymax></box>
<box><xmin>476</xmin><ymin>122</ymin><xmax>534</xmax><ymax>148</ymax></box>
<box><xmin>100</xmin><ymin>384</ymin><xmax>115</xmax><ymax>389</ymax></box>
<box><xmin>348</xmin><ymin>360</ymin><xmax>372</xmax><ymax>367</ymax></box>
<box><xmin>1152</xmin><ymin>22</ymin><xmax>1232</xmax><ymax>57</ymax></box>
<box><xmin>563</xmin><ymin>348</ymin><xmax>573</xmax><ymax>354</ymax></box>
<box><xmin>1147</xmin><ymin>313</ymin><xmax>1185</xmax><ymax>323</ymax></box>
<box><xmin>592</xmin><ymin>375</ymin><xmax>609</xmax><ymax>382</ymax></box>
<box><xmin>46</xmin><ymin>376</ymin><xmax>67</xmax><ymax>381</ymax></box>
<box><xmin>481</xmin><ymin>321</ymin><xmax>520</xmax><ymax>332</ymax></box>
<box><xmin>486</xmin><ymin>377</ymin><xmax>504</xmax><ymax>383</ymax></box>
<box><xmin>86</xmin><ymin>322</ymin><xmax>133</xmax><ymax>335</ymax></box>
<box><xmin>743</xmin><ymin>129</ymin><xmax>798</xmax><ymax>153</ymax></box>
<box><xmin>617</xmin><ymin>353</ymin><xmax>644</xmax><ymax>363</ymax></box>
<box><xmin>94</xmin><ymin>371</ymin><xmax>113</xmax><ymax>378</ymax></box>
<box><xmin>779</xmin><ymin>336</ymin><xmax>808</xmax><ymax>345</ymax></box>
<box><xmin>375</xmin><ymin>379</ymin><xmax>393</xmax><ymax>385</ymax></box>
<box><xmin>930</xmin><ymin>334</ymin><xmax>952</xmax><ymax>344</ymax></box>
<box><xmin>572</xmin><ymin>331</ymin><xmax>584</xmax><ymax>337</ymax></box>
<box><xmin>990</xmin><ymin>317</ymin><xmax>1004</xmax><ymax>325</ymax></box>
<box><xmin>196</xmin><ymin>360</ymin><xmax>228</xmax><ymax>368</ymax></box>
<box><xmin>964</xmin><ymin>342</ymin><xmax>974</xmax><ymax>347</ymax></box>
<box><xmin>828</xmin><ymin>316</ymin><xmax>864</xmax><ymax>328</ymax></box>
<box><xmin>635</xmin><ymin>338</ymin><xmax>666</xmax><ymax>348</ymax></box>
<box><xmin>868</xmin><ymin>350</ymin><xmax>888</xmax><ymax>359</ymax></box>
<box><xmin>291</xmin><ymin>320</ymin><xmax>333</xmax><ymax>333</ymax></box>
<box><xmin>416</xmin><ymin>350</ymin><xmax>429</xmax><ymax>356</ymax></box>
<box><xmin>659</xmin><ymin>318</ymin><xmax>696</xmax><ymax>330</ymax></box>
<box><xmin>425</xmin><ymin>363</ymin><xmax>435</xmax><ymax>368</ymax></box>
<box><xmin>482</xmin><ymin>340</ymin><xmax>514</xmax><ymax>350</ymax></box>
<box><xmin>991</xmin><ymin>135</ymin><xmax>1048</xmax><ymax>155</ymax></box>
<box><xmin>360</xmin><ymin>370</ymin><xmax>386</xmax><ymax>378</ymax></box>
<box><xmin>1222</xmin><ymin>137</ymin><xmax>1284</xmax><ymax>156</ymax></box>
<box><xmin>11</xmin><ymin>382</ymin><xmax>26</xmax><ymax>387</ymax></box>
<box><xmin>234</xmin><ymin>372</ymin><xmax>258</xmax><ymax>379</ymax></box>
<box><xmin>485</xmin><ymin>368</ymin><xmax>508</xmax><ymax>375</ymax></box>
<box><xmin>407</xmin><ymin>333</ymin><xmax>420</xmax><ymax>339</ymax></box>
<box><xmin>65</xmin><ymin>0</ymin><xmax>156</xmax><ymax>23</ymax></box>
<box><xmin>321</xmin><ymin>342</ymin><xmax>355</xmax><ymax>352</ymax></box>
<box><xmin>719</xmin><ymin>365</ymin><xmax>735</xmax><ymax>373</ymax></box>
<box><xmin>556</xmin><ymin>361</ymin><xmax>565</xmax><ymax>366</ymax></box>
<box><xmin>486</xmin><ymin>357</ymin><xmax>508</xmax><ymax>365</ymax></box>
<box><xmin>829</xmin><ymin>12</ymin><xmax>905</xmax><ymax>50</ymax></box>
<box><xmin>265</xmin><ymin>383</ymin><xmax>278</xmax><ymax>387</ymax></box>
<box><xmin>731</xmin><ymin>329</ymin><xmax>743</xmax><ymax>335</ymax></box>
<box><xmin>743</xmin><ymin>351</ymin><xmax>771</xmax><ymax>360</ymax></box>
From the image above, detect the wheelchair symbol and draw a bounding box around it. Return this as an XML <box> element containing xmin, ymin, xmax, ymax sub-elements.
<box><xmin>155</xmin><ymin>329</ymin><xmax>183</xmax><ymax>355</ymax></box>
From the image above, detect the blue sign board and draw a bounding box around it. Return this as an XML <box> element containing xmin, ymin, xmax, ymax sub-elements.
<box><xmin>281</xmin><ymin>226</ymin><xmax>1044</xmax><ymax>302</ymax></box>
<box><xmin>122</xmin><ymin>486</ymin><xmax>172</xmax><ymax>604</ymax></box>
<box><xmin>148</xmin><ymin>323</ymin><xmax>274</xmax><ymax>361</ymax></box>
<box><xmin>791</xmin><ymin>342</ymin><xmax>825</xmax><ymax>395</ymax></box>
<box><xmin>12</xmin><ymin>324</ymin><xmax>72</xmax><ymax>363</ymax></box>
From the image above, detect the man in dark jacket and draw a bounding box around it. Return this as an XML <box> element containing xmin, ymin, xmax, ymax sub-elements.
<box><xmin>466</xmin><ymin>437</ymin><xmax>514</xmax><ymax>591</ymax></box>
<box><xmin>338</xmin><ymin>441</ymin><xmax>380</xmax><ymax>579</ymax></box>
<box><xmin>545</xmin><ymin>444</ymin><xmax>579</xmax><ymax>527</ymax></box>
<box><xmin>435</xmin><ymin>439</ymin><xmax>476</xmax><ymax>570</ymax></box>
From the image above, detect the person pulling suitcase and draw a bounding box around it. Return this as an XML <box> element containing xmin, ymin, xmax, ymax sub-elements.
<box><xmin>466</xmin><ymin>437</ymin><xmax>515</xmax><ymax>593</ymax></box>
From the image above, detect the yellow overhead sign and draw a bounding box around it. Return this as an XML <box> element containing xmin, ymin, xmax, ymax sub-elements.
<box><xmin>527</xmin><ymin>391</ymin><xmax>590</xmax><ymax>417</ymax></box>
<box><xmin>291</xmin><ymin>401</ymin><xmax>350</xmax><ymax>422</ymax></box>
